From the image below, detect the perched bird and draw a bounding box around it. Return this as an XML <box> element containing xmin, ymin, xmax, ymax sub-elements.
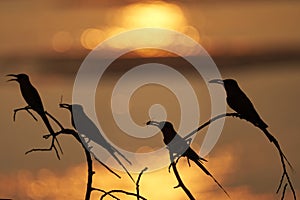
<box><xmin>209</xmin><ymin>79</ymin><xmax>268</xmax><ymax>129</ymax></box>
<box><xmin>7</xmin><ymin>73</ymin><xmax>62</xmax><ymax>157</ymax></box>
<box><xmin>60</xmin><ymin>103</ymin><xmax>134</xmax><ymax>182</ymax></box>
<box><xmin>209</xmin><ymin>78</ymin><xmax>293</xmax><ymax>168</ymax></box>
<box><xmin>147</xmin><ymin>120</ymin><xmax>229</xmax><ymax>197</ymax></box>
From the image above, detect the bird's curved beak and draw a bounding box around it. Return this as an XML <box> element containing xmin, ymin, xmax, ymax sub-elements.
<box><xmin>6</xmin><ymin>74</ymin><xmax>18</xmax><ymax>82</ymax></box>
<box><xmin>209</xmin><ymin>79</ymin><xmax>224</xmax><ymax>85</ymax></box>
<box><xmin>59</xmin><ymin>103</ymin><xmax>71</xmax><ymax>110</ymax></box>
<box><xmin>146</xmin><ymin>120</ymin><xmax>160</xmax><ymax>127</ymax></box>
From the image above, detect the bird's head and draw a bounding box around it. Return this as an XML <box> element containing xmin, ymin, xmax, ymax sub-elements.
<box><xmin>7</xmin><ymin>73</ymin><xmax>30</xmax><ymax>83</ymax></box>
<box><xmin>147</xmin><ymin>120</ymin><xmax>177</xmax><ymax>143</ymax></box>
<box><xmin>209</xmin><ymin>79</ymin><xmax>224</xmax><ymax>85</ymax></box>
<box><xmin>60</xmin><ymin>103</ymin><xmax>72</xmax><ymax>111</ymax></box>
<box><xmin>209</xmin><ymin>78</ymin><xmax>239</xmax><ymax>91</ymax></box>
<box><xmin>146</xmin><ymin>120</ymin><xmax>174</xmax><ymax>131</ymax></box>
<box><xmin>60</xmin><ymin>103</ymin><xmax>84</xmax><ymax>113</ymax></box>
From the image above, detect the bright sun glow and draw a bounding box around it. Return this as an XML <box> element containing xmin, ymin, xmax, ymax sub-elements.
<box><xmin>75</xmin><ymin>1</ymin><xmax>201</xmax><ymax>56</ymax></box>
<box><xmin>120</xmin><ymin>1</ymin><xmax>186</xmax><ymax>29</ymax></box>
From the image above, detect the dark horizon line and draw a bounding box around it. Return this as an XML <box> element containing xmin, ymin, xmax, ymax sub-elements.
<box><xmin>0</xmin><ymin>46</ymin><xmax>299</xmax><ymax>76</ymax></box>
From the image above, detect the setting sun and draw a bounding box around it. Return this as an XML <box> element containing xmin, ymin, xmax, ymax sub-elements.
<box><xmin>78</xmin><ymin>1</ymin><xmax>200</xmax><ymax>55</ymax></box>
<box><xmin>120</xmin><ymin>1</ymin><xmax>186</xmax><ymax>29</ymax></box>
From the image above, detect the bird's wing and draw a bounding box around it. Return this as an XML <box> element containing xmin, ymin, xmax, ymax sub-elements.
<box><xmin>22</xmin><ymin>84</ymin><xmax>45</xmax><ymax>113</ymax></box>
<box><xmin>227</xmin><ymin>91</ymin><xmax>268</xmax><ymax>128</ymax></box>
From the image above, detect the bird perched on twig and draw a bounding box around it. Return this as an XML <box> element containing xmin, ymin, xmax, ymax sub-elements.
<box><xmin>209</xmin><ymin>78</ymin><xmax>296</xmax><ymax>199</ymax></box>
<box><xmin>60</xmin><ymin>103</ymin><xmax>134</xmax><ymax>183</ymax></box>
<box><xmin>209</xmin><ymin>79</ymin><xmax>292</xmax><ymax>166</ymax></box>
<box><xmin>146</xmin><ymin>120</ymin><xmax>229</xmax><ymax>197</ymax></box>
<box><xmin>7</xmin><ymin>73</ymin><xmax>62</xmax><ymax>158</ymax></box>
<box><xmin>209</xmin><ymin>79</ymin><xmax>268</xmax><ymax>129</ymax></box>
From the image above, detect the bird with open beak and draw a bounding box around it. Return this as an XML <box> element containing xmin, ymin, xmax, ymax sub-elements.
<box><xmin>7</xmin><ymin>73</ymin><xmax>62</xmax><ymax>159</ymax></box>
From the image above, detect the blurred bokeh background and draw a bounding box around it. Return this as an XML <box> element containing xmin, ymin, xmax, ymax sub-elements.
<box><xmin>0</xmin><ymin>0</ymin><xmax>299</xmax><ymax>199</ymax></box>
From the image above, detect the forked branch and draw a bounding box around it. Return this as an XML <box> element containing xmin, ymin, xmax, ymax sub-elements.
<box><xmin>169</xmin><ymin>160</ymin><xmax>195</xmax><ymax>200</ymax></box>
<box><xmin>99</xmin><ymin>167</ymin><xmax>148</xmax><ymax>200</ymax></box>
<box><xmin>185</xmin><ymin>112</ymin><xmax>296</xmax><ymax>200</ymax></box>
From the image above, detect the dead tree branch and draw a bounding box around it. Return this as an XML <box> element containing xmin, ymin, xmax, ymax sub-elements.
<box><xmin>183</xmin><ymin>112</ymin><xmax>239</xmax><ymax>140</ymax></box>
<box><xmin>99</xmin><ymin>167</ymin><xmax>148</xmax><ymax>200</ymax></box>
<box><xmin>184</xmin><ymin>112</ymin><xmax>296</xmax><ymax>200</ymax></box>
<box><xmin>169</xmin><ymin>160</ymin><xmax>195</xmax><ymax>200</ymax></box>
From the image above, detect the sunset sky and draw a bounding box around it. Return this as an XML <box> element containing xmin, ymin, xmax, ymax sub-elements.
<box><xmin>1</xmin><ymin>0</ymin><xmax>300</xmax><ymax>56</ymax></box>
<box><xmin>0</xmin><ymin>1</ymin><xmax>300</xmax><ymax>200</ymax></box>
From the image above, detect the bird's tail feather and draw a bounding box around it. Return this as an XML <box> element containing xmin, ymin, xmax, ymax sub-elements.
<box><xmin>40</xmin><ymin>112</ymin><xmax>55</xmax><ymax>135</ymax></box>
<box><xmin>194</xmin><ymin>159</ymin><xmax>230</xmax><ymax>198</ymax></box>
<box><xmin>40</xmin><ymin>112</ymin><xmax>63</xmax><ymax>155</ymax></box>
<box><xmin>111</xmin><ymin>146</ymin><xmax>132</xmax><ymax>165</ymax></box>
<box><xmin>92</xmin><ymin>154</ymin><xmax>121</xmax><ymax>179</ymax></box>
<box><xmin>111</xmin><ymin>152</ymin><xmax>135</xmax><ymax>183</ymax></box>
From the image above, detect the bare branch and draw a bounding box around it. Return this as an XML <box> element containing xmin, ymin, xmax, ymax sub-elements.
<box><xmin>13</xmin><ymin>106</ymin><xmax>38</xmax><ymax>121</ymax></box>
<box><xmin>170</xmin><ymin>160</ymin><xmax>195</xmax><ymax>200</ymax></box>
<box><xmin>183</xmin><ymin>112</ymin><xmax>239</xmax><ymax>140</ymax></box>
<box><xmin>45</xmin><ymin>111</ymin><xmax>64</xmax><ymax>130</ymax></box>
<box><xmin>99</xmin><ymin>190</ymin><xmax>147</xmax><ymax>200</ymax></box>
<box><xmin>136</xmin><ymin>167</ymin><xmax>148</xmax><ymax>200</ymax></box>
<box><xmin>281</xmin><ymin>183</ymin><xmax>288</xmax><ymax>200</ymax></box>
<box><xmin>25</xmin><ymin>135</ymin><xmax>60</xmax><ymax>160</ymax></box>
<box><xmin>92</xmin><ymin>188</ymin><xmax>120</xmax><ymax>199</ymax></box>
<box><xmin>99</xmin><ymin>168</ymin><xmax>148</xmax><ymax>200</ymax></box>
<box><xmin>190</xmin><ymin>112</ymin><xmax>296</xmax><ymax>199</ymax></box>
<box><xmin>55</xmin><ymin>128</ymin><xmax>124</xmax><ymax>200</ymax></box>
<box><xmin>261</xmin><ymin>129</ymin><xmax>297</xmax><ymax>200</ymax></box>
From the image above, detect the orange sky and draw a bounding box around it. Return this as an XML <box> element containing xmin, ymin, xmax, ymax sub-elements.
<box><xmin>0</xmin><ymin>65</ymin><xmax>299</xmax><ymax>199</ymax></box>
<box><xmin>0</xmin><ymin>1</ymin><xmax>300</xmax><ymax>199</ymax></box>
<box><xmin>0</xmin><ymin>1</ymin><xmax>300</xmax><ymax>56</ymax></box>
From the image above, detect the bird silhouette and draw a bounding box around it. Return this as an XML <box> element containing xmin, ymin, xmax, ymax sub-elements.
<box><xmin>209</xmin><ymin>79</ymin><xmax>268</xmax><ymax>128</ymax></box>
<box><xmin>209</xmin><ymin>78</ymin><xmax>293</xmax><ymax>169</ymax></box>
<box><xmin>7</xmin><ymin>73</ymin><xmax>62</xmax><ymax>158</ymax></box>
<box><xmin>147</xmin><ymin>120</ymin><xmax>229</xmax><ymax>197</ymax></box>
<box><xmin>60</xmin><ymin>103</ymin><xmax>134</xmax><ymax>182</ymax></box>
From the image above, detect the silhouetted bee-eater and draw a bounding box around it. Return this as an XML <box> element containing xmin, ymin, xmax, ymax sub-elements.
<box><xmin>209</xmin><ymin>79</ymin><xmax>268</xmax><ymax>129</ymax></box>
<box><xmin>7</xmin><ymin>73</ymin><xmax>62</xmax><ymax>158</ymax></box>
<box><xmin>209</xmin><ymin>79</ymin><xmax>292</xmax><ymax>166</ymax></box>
<box><xmin>60</xmin><ymin>103</ymin><xmax>134</xmax><ymax>183</ymax></box>
<box><xmin>147</xmin><ymin>120</ymin><xmax>229</xmax><ymax>197</ymax></box>
<box><xmin>209</xmin><ymin>78</ymin><xmax>296</xmax><ymax>199</ymax></box>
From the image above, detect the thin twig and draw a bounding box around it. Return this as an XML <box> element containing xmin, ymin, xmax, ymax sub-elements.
<box><xmin>84</xmin><ymin>143</ymin><xmax>94</xmax><ymax>200</ymax></box>
<box><xmin>281</xmin><ymin>183</ymin><xmax>288</xmax><ymax>200</ymax></box>
<box><xmin>92</xmin><ymin>188</ymin><xmax>120</xmax><ymax>199</ymax></box>
<box><xmin>136</xmin><ymin>167</ymin><xmax>148</xmax><ymax>200</ymax></box>
<box><xmin>25</xmin><ymin>134</ymin><xmax>61</xmax><ymax>159</ymax></box>
<box><xmin>261</xmin><ymin>128</ymin><xmax>297</xmax><ymax>200</ymax></box>
<box><xmin>13</xmin><ymin>106</ymin><xmax>63</xmax><ymax>159</ymax></box>
<box><xmin>188</xmin><ymin>112</ymin><xmax>296</xmax><ymax>200</ymax></box>
<box><xmin>44</xmin><ymin>128</ymin><xmax>121</xmax><ymax>200</ymax></box>
<box><xmin>99</xmin><ymin>190</ymin><xmax>147</xmax><ymax>200</ymax></box>
<box><xmin>13</xmin><ymin>106</ymin><xmax>38</xmax><ymax>121</ymax></box>
<box><xmin>13</xmin><ymin>106</ymin><xmax>38</xmax><ymax>122</ymax></box>
<box><xmin>12</xmin><ymin>103</ymin><xmax>136</xmax><ymax>200</ymax></box>
<box><xmin>170</xmin><ymin>161</ymin><xmax>195</xmax><ymax>200</ymax></box>
<box><xmin>45</xmin><ymin>111</ymin><xmax>64</xmax><ymax>130</ymax></box>
<box><xmin>99</xmin><ymin>167</ymin><xmax>148</xmax><ymax>200</ymax></box>
<box><xmin>183</xmin><ymin>112</ymin><xmax>239</xmax><ymax>140</ymax></box>
<box><xmin>56</xmin><ymin>129</ymin><xmax>121</xmax><ymax>179</ymax></box>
